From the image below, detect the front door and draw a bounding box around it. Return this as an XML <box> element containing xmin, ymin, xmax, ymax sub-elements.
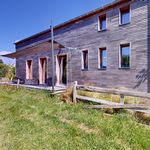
<box><xmin>39</xmin><ymin>58</ymin><xmax>47</xmax><ymax>84</ymax></box>
<box><xmin>56</xmin><ymin>55</ymin><xmax>67</xmax><ymax>85</ymax></box>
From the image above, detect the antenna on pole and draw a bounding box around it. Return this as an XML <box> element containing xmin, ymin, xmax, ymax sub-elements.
<box><xmin>51</xmin><ymin>19</ymin><xmax>55</xmax><ymax>93</ymax></box>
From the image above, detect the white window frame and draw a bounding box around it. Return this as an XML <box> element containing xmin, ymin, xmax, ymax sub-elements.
<box><xmin>81</xmin><ymin>50</ymin><xmax>89</xmax><ymax>70</ymax></box>
<box><xmin>98</xmin><ymin>14</ymin><xmax>107</xmax><ymax>31</ymax></box>
<box><xmin>119</xmin><ymin>43</ymin><xmax>131</xmax><ymax>69</ymax></box>
<box><xmin>98</xmin><ymin>48</ymin><xmax>107</xmax><ymax>69</ymax></box>
<box><xmin>119</xmin><ymin>5</ymin><xmax>131</xmax><ymax>25</ymax></box>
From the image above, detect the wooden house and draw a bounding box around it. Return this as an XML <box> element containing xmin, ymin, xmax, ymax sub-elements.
<box><xmin>4</xmin><ymin>0</ymin><xmax>150</xmax><ymax>92</ymax></box>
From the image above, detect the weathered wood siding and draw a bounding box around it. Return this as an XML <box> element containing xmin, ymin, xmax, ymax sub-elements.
<box><xmin>16</xmin><ymin>0</ymin><xmax>150</xmax><ymax>92</ymax></box>
<box><xmin>148</xmin><ymin>1</ymin><xmax>150</xmax><ymax>92</ymax></box>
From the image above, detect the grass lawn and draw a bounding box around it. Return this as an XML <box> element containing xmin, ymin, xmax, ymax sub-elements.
<box><xmin>0</xmin><ymin>85</ymin><xmax>150</xmax><ymax>150</ymax></box>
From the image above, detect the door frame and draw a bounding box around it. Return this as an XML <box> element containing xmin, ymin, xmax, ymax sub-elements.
<box><xmin>26</xmin><ymin>59</ymin><xmax>33</xmax><ymax>80</ymax></box>
<box><xmin>38</xmin><ymin>57</ymin><xmax>47</xmax><ymax>84</ymax></box>
<box><xmin>56</xmin><ymin>54</ymin><xmax>68</xmax><ymax>86</ymax></box>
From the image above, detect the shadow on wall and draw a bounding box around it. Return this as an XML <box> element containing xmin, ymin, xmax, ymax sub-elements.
<box><xmin>134</xmin><ymin>69</ymin><xmax>148</xmax><ymax>89</ymax></box>
<box><xmin>46</xmin><ymin>77</ymin><xmax>57</xmax><ymax>86</ymax></box>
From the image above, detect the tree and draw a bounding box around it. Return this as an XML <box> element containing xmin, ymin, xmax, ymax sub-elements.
<box><xmin>0</xmin><ymin>61</ymin><xmax>15</xmax><ymax>79</ymax></box>
<box><xmin>5</xmin><ymin>65</ymin><xmax>15</xmax><ymax>79</ymax></box>
<box><xmin>0</xmin><ymin>59</ymin><xmax>3</xmax><ymax>64</ymax></box>
<box><xmin>0</xmin><ymin>63</ymin><xmax>7</xmax><ymax>77</ymax></box>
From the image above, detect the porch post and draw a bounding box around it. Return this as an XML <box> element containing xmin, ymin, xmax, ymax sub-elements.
<box><xmin>73</xmin><ymin>81</ymin><xmax>77</xmax><ymax>104</ymax></box>
<box><xmin>51</xmin><ymin>21</ymin><xmax>55</xmax><ymax>93</ymax></box>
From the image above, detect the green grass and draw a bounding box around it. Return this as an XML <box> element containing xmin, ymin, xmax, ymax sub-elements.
<box><xmin>0</xmin><ymin>85</ymin><xmax>150</xmax><ymax>150</ymax></box>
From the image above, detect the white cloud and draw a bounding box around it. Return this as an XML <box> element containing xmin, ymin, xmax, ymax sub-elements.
<box><xmin>0</xmin><ymin>51</ymin><xmax>15</xmax><ymax>65</ymax></box>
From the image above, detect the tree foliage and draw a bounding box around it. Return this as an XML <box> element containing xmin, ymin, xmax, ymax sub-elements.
<box><xmin>0</xmin><ymin>59</ymin><xmax>3</xmax><ymax>64</ymax></box>
<box><xmin>0</xmin><ymin>61</ymin><xmax>15</xmax><ymax>79</ymax></box>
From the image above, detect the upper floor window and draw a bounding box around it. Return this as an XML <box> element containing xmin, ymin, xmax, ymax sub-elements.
<box><xmin>99</xmin><ymin>48</ymin><xmax>107</xmax><ymax>69</ymax></box>
<box><xmin>120</xmin><ymin>6</ymin><xmax>130</xmax><ymax>25</ymax></box>
<box><xmin>120</xmin><ymin>44</ymin><xmax>130</xmax><ymax>68</ymax></box>
<box><xmin>82</xmin><ymin>50</ymin><xmax>88</xmax><ymax>70</ymax></box>
<box><xmin>98</xmin><ymin>15</ymin><xmax>106</xmax><ymax>31</ymax></box>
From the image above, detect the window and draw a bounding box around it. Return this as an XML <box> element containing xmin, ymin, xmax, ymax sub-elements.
<box><xmin>99</xmin><ymin>48</ymin><xmax>107</xmax><ymax>69</ymax></box>
<box><xmin>82</xmin><ymin>50</ymin><xmax>88</xmax><ymax>70</ymax></box>
<box><xmin>120</xmin><ymin>6</ymin><xmax>130</xmax><ymax>25</ymax></box>
<box><xmin>98</xmin><ymin>15</ymin><xmax>106</xmax><ymax>31</ymax></box>
<box><xmin>26</xmin><ymin>60</ymin><xmax>33</xmax><ymax>79</ymax></box>
<box><xmin>120</xmin><ymin>44</ymin><xmax>130</xmax><ymax>68</ymax></box>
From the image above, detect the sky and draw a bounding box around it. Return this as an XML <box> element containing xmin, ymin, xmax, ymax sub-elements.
<box><xmin>0</xmin><ymin>0</ymin><xmax>114</xmax><ymax>64</ymax></box>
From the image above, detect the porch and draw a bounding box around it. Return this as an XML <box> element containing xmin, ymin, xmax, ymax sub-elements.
<box><xmin>0</xmin><ymin>82</ymin><xmax>67</xmax><ymax>93</ymax></box>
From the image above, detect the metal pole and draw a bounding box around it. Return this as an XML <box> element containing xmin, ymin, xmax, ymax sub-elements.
<box><xmin>51</xmin><ymin>20</ymin><xmax>55</xmax><ymax>93</ymax></box>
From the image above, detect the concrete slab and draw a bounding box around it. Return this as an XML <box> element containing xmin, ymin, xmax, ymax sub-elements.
<box><xmin>0</xmin><ymin>82</ymin><xmax>67</xmax><ymax>92</ymax></box>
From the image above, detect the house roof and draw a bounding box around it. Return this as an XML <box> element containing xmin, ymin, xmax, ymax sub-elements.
<box><xmin>2</xmin><ymin>40</ymin><xmax>65</xmax><ymax>59</ymax></box>
<box><xmin>15</xmin><ymin>0</ymin><xmax>129</xmax><ymax>45</ymax></box>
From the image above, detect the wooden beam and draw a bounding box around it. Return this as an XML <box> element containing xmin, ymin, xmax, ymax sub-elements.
<box><xmin>17</xmin><ymin>79</ymin><xmax>20</xmax><ymax>88</ymax></box>
<box><xmin>73</xmin><ymin>81</ymin><xmax>77</xmax><ymax>104</ymax></box>
<box><xmin>87</xmin><ymin>104</ymin><xmax>150</xmax><ymax>109</ymax></box>
<box><xmin>131</xmin><ymin>109</ymin><xmax>150</xmax><ymax>114</ymax></box>
<box><xmin>77</xmin><ymin>85</ymin><xmax>150</xmax><ymax>99</ymax></box>
<box><xmin>76</xmin><ymin>95</ymin><xmax>119</xmax><ymax>105</ymax></box>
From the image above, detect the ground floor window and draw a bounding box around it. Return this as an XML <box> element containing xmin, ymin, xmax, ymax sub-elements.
<box><xmin>99</xmin><ymin>48</ymin><xmax>107</xmax><ymax>69</ymax></box>
<box><xmin>82</xmin><ymin>50</ymin><xmax>88</xmax><ymax>70</ymax></box>
<box><xmin>120</xmin><ymin>44</ymin><xmax>130</xmax><ymax>68</ymax></box>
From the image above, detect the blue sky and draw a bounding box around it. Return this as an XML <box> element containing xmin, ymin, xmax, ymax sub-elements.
<box><xmin>0</xmin><ymin>0</ymin><xmax>114</xmax><ymax>64</ymax></box>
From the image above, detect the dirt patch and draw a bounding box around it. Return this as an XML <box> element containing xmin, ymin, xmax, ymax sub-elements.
<box><xmin>60</xmin><ymin>118</ymin><xmax>98</xmax><ymax>134</ymax></box>
<box><xmin>60</xmin><ymin>118</ymin><xmax>73</xmax><ymax>124</ymax></box>
<box><xmin>78</xmin><ymin>123</ymin><xmax>98</xmax><ymax>134</ymax></box>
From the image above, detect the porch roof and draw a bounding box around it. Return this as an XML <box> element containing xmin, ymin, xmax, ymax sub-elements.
<box><xmin>1</xmin><ymin>40</ymin><xmax>65</xmax><ymax>59</ymax></box>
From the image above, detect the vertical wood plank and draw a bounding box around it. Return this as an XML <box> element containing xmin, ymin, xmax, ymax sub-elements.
<box><xmin>73</xmin><ymin>81</ymin><xmax>78</xmax><ymax>104</ymax></box>
<box><xmin>120</xmin><ymin>94</ymin><xmax>124</xmax><ymax>104</ymax></box>
<box><xmin>17</xmin><ymin>79</ymin><xmax>20</xmax><ymax>88</ymax></box>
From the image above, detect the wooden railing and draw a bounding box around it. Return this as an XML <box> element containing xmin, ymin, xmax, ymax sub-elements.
<box><xmin>72</xmin><ymin>81</ymin><xmax>150</xmax><ymax>104</ymax></box>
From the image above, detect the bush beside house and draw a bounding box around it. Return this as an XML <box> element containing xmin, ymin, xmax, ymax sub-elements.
<box><xmin>0</xmin><ymin>59</ymin><xmax>15</xmax><ymax>80</ymax></box>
